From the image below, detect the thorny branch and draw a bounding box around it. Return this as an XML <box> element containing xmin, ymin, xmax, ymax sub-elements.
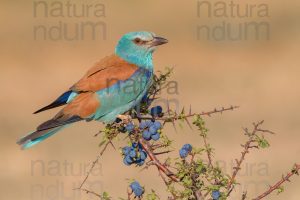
<box><xmin>139</xmin><ymin>138</ymin><xmax>179</xmax><ymax>182</ymax></box>
<box><xmin>77</xmin><ymin>141</ymin><xmax>111</xmax><ymax>190</ymax></box>
<box><xmin>139</xmin><ymin>106</ymin><xmax>239</xmax><ymax>122</ymax></box>
<box><xmin>226</xmin><ymin>121</ymin><xmax>274</xmax><ymax>192</ymax></box>
<box><xmin>201</xmin><ymin>131</ymin><xmax>213</xmax><ymax>169</ymax></box>
<box><xmin>74</xmin><ymin>141</ymin><xmax>115</xmax><ymax>199</ymax></box>
<box><xmin>78</xmin><ymin>188</ymin><xmax>102</xmax><ymax>198</ymax></box>
<box><xmin>253</xmin><ymin>163</ymin><xmax>300</xmax><ymax>200</ymax></box>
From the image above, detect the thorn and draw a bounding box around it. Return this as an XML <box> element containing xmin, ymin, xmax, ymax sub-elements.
<box><xmin>269</xmin><ymin>185</ymin><xmax>272</xmax><ymax>189</ymax></box>
<box><xmin>172</xmin><ymin>120</ymin><xmax>177</xmax><ymax>132</ymax></box>
<box><xmin>167</xmin><ymin>100</ymin><xmax>171</xmax><ymax>116</ymax></box>
<box><xmin>109</xmin><ymin>141</ymin><xmax>116</xmax><ymax>150</ymax></box>
<box><xmin>154</xmin><ymin>150</ymin><xmax>172</xmax><ymax>155</ymax></box>
<box><xmin>185</xmin><ymin>118</ymin><xmax>193</xmax><ymax>130</ymax></box>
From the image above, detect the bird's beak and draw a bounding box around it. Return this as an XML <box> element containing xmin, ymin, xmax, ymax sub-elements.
<box><xmin>150</xmin><ymin>36</ymin><xmax>168</xmax><ymax>46</ymax></box>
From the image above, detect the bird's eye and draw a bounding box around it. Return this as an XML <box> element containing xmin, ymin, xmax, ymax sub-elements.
<box><xmin>133</xmin><ymin>38</ymin><xmax>142</xmax><ymax>44</ymax></box>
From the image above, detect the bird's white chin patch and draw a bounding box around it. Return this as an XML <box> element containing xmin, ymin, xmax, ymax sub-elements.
<box><xmin>148</xmin><ymin>46</ymin><xmax>157</xmax><ymax>52</ymax></box>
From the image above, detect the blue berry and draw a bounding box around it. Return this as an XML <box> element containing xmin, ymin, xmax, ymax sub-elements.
<box><xmin>179</xmin><ymin>148</ymin><xmax>189</xmax><ymax>158</ymax></box>
<box><xmin>132</xmin><ymin>142</ymin><xmax>138</xmax><ymax>148</ymax></box>
<box><xmin>150</xmin><ymin>106</ymin><xmax>163</xmax><ymax>117</ymax></box>
<box><xmin>151</xmin><ymin>133</ymin><xmax>160</xmax><ymax>141</ymax></box>
<box><xmin>140</xmin><ymin>150</ymin><xmax>147</xmax><ymax>160</ymax></box>
<box><xmin>183</xmin><ymin>144</ymin><xmax>192</xmax><ymax>152</ymax></box>
<box><xmin>126</xmin><ymin>122</ymin><xmax>134</xmax><ymax>132</ymax></box>
<box><xmin>130</xmin><ymin>181</ymin><xmax>144</xmax><ymax>197</ymax></box>
<box><xmin>129</xmin><ymin>149</ymin><xmax>137</xmax><ymax>158</ymax></box>
<box><xmin>139</xmin><ymin>121</ymin><xmax>148</xmax><ymax>129</ymax></box>
<box><xmin>123</xmin><ymin>155</ymin><xmax>133</xmax><ymax>166</ymax></box>
<box><xmin>123</xmin><ymin>158</ymin><xmax>130</xmax><ymax>166</ymax></box>
<box><xmin>145</xmin><ymin>120</ymin><xmax>154</xmax><ymax>127</ymax></box>
<box><xmin>137</xmin><ymin>142</ymin><xmax>143</xmax><ymax>150</ymax></box>
<box><xmin>136</xmin><ymin>158</ymin><xmax>145</xmax><ymax>166</ymax></box>
<box><xmin>122</xmin><ymin>146</ymin><xmax>131</xmax><ymax>155</ymax></box>
<box><xmin>153</xmin><ymin>121</ymin><xmax>162</xmax><ymax>129</ymax></box>
<box><xmin>149</xmin><ymin>126</ymin><xmax>158</xmax><ymax>134</ymax></box>
<box><xmin>212</xmin><ymin>190</ymin><xmax>220</xmax><ymax>200</ymax></box>
<box><xmin>142</xmin><ymin>130</ymin><xmax>151</xmax><ymax>140</ymax></box>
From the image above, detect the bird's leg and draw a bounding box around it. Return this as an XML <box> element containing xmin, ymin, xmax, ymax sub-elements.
<box><xmin>137</xmin><ymin>115</ymin><xmax>142</xmax><ymax>123</ymax></box>
<box><xmin>134</xmin><ymin>111</ymin><xmax>142</xmax><ymax>122</ymax></box>
<box><xmin>117</xmin><ymin>114</ymin><xmax>132</xmax><ymax>124</ymax></box>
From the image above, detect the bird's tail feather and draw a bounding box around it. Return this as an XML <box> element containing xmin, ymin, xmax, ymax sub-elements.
<box><xmin>17</xmin><ymin>126</ymin><xmax>66</xmax><ymax>149</ymax></box>
<box><xmin>33</xmin><ymin>90</ymin><xmax>74</xmax><ymax>114</ymax></box>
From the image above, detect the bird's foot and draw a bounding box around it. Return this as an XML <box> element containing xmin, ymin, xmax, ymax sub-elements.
<box><xmin>117</xmin><ymin>114</ymin><xmax>132</xmax><ymax>124</ymax></box>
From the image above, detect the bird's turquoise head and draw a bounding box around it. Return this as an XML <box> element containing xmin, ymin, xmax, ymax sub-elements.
<box><xmin>115</xmin><ymin>31</ymin><xmax>168</xmax><ymax>69</ymax></box>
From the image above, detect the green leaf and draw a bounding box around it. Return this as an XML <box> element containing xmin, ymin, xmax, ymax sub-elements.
<box><xmin>100</xmin><ymin>191</ymin><xmax>111</xmax><ymax>200</ymax></box>
<box><xmin>277</xmin><ymin>186</ymin><xmax>284</xmax><ymax>194</ymax></box>
<box><xmin>256</xmin><ymin>136</ymin><xmax>270</xmax><ymax>149</ymax></box>
<box><xmin>98</xmin><ymin>139</ymin><xmax>106</xmax><ymax>147</ymax></box>
<box><xmin>146</xmin><ymin>190</ymin><xmax>160</xmax><ymax>200</ymax></box>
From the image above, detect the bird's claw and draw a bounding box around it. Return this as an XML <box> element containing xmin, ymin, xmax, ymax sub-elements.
<box><xmin>117</xmin><ymin>114</ymin><xmax>132</xmax><ymax>124</ymax></box>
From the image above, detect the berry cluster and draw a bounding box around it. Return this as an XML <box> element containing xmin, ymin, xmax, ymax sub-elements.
<box><xmin>120</xmin><ymin>120</ymin><xmax>162</xmax><ymax>167</ymax></box>
<box><xmin>129</xmin><ymin>181</ymin><xmax>144</xmax><ymax>197</ymax></box>
<box><xmin>122</xmin><ymin>142</ymin><xmax>147</xmax><ymax>166</ymax></box>
<box><xmin>140</xmin><ymin>120</ymin><xmax>162</xmax><ymax>141</ymax></box>
<box><xmin>179</xmin><ymin>144</ymin><xmax>193</xmax><ymax>158</ymax></box>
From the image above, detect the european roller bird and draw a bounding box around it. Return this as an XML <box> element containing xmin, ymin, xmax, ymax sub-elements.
<box><xmin>17</xmin><ymin>31</ymin><xmax>168</xmax><ymax>149</ymax></box>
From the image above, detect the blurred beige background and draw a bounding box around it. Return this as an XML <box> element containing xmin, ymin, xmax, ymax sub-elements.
<box><xmin>0</xmin><ymin>0</ymin><xmax>300</xmax><ymax>199</ymax></box>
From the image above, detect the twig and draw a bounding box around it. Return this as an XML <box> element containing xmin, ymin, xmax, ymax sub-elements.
<box><xmin>226</xmin><ymin>138</ymin><xmax>255</xmax><ymax>191</ymax></box>
<box><xmin>191</xmin><ymin>174</ymin><xmax>203</xmax><ymax>200</ymax></box>
<box><xmin>77</xmin><ymin>188</ymin><xmax>102</xmax><ymax>198</ymax></box>
<box><xmin>193</xmin><ymin>190</ymin><xmax>203</xmax><ymax>200</ymax></box>
<box><xmin>151</xmin><ymin>143</ymin><xmax>168</xmax><ymax>150</ymax></box>
<box><xmin>139</xmin><ymin>138</ymin><xmax>179</xmax><ymax>182</ymax></box>
<box><xmin>158</xmin><ymin>169</ymin><xmax>179</xmax><ymax>200</ymax></box>
<box><xmin>202</xmin><ymin>135</ymin><xmax>213</xmax><ymax>168</ymax></box>
<box><xmin>158</xmin><ymin>169</ymin><xmax>169</xmax><ymax>185</ymax></box>
<box><xmin>154</xmin><ymin>150</ymin><xmax>173</xmax><ymax>155</ymax></box>
<box><xmin>242</xmin><ymin>191</ymin><xmax>247</xmax><ymax>200</ymax></box>
<box><xmin>78</xmin><ymin>141</ymin><xmax>110</xmax><ymax>189</ymax></box>
<box><xmin>253</xmin><ymin>164</ymin><xmax>300</xmax><ymax>200</ymax></box>
<box><xmin>127</xmin><ymin>186</ymin><xmax>132</xmax><ymax>200</ymax></box>
<box><xmin>226</xmin><ymin>121</ymin><xmax>270</xmax><ymax>191</ymax></box>
<box><xmin>138</xmin><ymin>106</ymin><xmax>239</xmax><ymax>122</ymax></box>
